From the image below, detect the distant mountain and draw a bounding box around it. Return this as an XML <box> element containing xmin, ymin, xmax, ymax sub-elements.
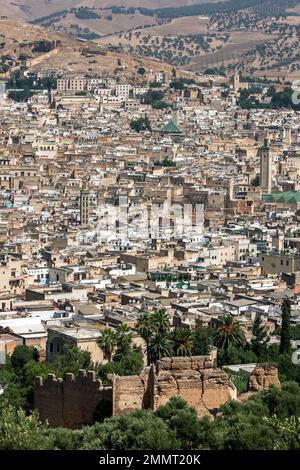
<box><xmin>0</xmin><ymin>0</ymin><xmax>204</xmax><ymax>21</ymax></box>
<box><xmin>2</xmin><ymin>0</ymin><xmax>299</xmax><ymax>80</ymax></box>
<box><xmin>0</xmin><ymin>1</ymin><xmax>225</xmax><ymax>39</ymax></box>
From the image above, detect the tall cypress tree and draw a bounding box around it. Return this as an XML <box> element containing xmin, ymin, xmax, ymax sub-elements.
<box><xmin>251</xmin><ymin>314</ymin><xmax>269</xmax><ymax>358</ymax></box>
<box><xmin>280</xmin><ymin>297</ymin><xmax>291</xmax><ymax>354</ymax></box>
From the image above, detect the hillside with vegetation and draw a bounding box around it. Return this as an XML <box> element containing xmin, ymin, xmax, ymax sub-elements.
<box><xmin>0</xmin><ymin>19</ymin><xmax>178</xmax><ymax>81</ymax></box>
<box><xmin>1</xmin><ymin>1</ymin><xmax>300</xmax><ymax>78</ymax></box>
<box><xmin>95</xmin><ymin>0</ymin><xmax>300</xmax><ymax>79</ymax></box>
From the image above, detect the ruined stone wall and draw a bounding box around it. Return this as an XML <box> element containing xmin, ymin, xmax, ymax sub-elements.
<box><xmin>239</xmin><ymin>364</ymin><xmax>281</xmax><ymax>403</ymax></box>
<box><xmin>35</xmin><ymin>356</ymin><xmax>256</xmax><ymax>427</ymax></box>
<box><xmin>111</xmin><ymin>366</ymin><xmax>154</xmax><ymax>415</ymax></box>
<box><xmin>248</xmin><ymin>364</ymin><xmax>281</xmax><ymax>392</ymax></box>
<box><xmin>111</xmin><ymin>356</ymin><xmax>232</xmax><ymax>418</ymax></box>
<box><xmin>34</xmin><ymin>370</ymin><xmax>112</xmax><ymax>429</ymax></box>
<box><xmin>153</xmin><ymin>356</ymin><xmax>231</xmax><ymax>417</ymax></box>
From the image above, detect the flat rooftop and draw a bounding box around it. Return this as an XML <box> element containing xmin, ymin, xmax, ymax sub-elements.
<box><xmin>224</xmin><ymin>299</ymin><xmax>258</xmax><ymax>308</ymax></box>
<box><xmin>48</xmin><ymin>325</ymin><xmax>102</xmax><ymax>341</ymax></box>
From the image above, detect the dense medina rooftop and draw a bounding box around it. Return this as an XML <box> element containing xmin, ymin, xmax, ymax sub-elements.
<box><xmin>0</xmin><ymin>65</ymin><xmax>300</xmax><ymax>452</ymax></box>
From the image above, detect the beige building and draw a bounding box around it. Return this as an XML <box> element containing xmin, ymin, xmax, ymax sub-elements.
<box><xmin>46</xmin><ymin>325</ymin><xmax>104</xmax><ymax>364</ymax></box>
<box><xmin>57</xmin><ymin>78</ymin><xmax>88</xmax><ymax>92</ymax></box>
<box><xmin>259</xmin><ymin>252</ymin><xmax>300</xmax><ymax>274</ymax></box>
<box><xmin>0</xmin><ymin>256</ymin><xmax>25</xmax><ymax>296</ymax></box>
<box><xmin>120</xmin><ymin>250</ymin><xmax>177</xmax><ymax>273</ymax></box>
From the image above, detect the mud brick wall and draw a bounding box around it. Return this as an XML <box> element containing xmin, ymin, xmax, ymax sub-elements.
<box><xmin>111</xmin><ymin>366</ymin><xmax>154</xmax><ymax>415</ymax></box>
<box><xmin>112</xmin><ymin>356</ymin><xmax>232</xmax><ymax>418</ymax></box>
<box><xmin>34</xmin><ymin>356</ymin><xmax>235</xmax><ymax>426</ymax></box>
<box><xmin>34</xmin><ymin>369</ymin><xmax>112</xmax><ymax>429</ymax></box>
<box><xmin>152</xmin><ymin>356</ymin><xmax>231</xmax><ymax>416</ymax></box>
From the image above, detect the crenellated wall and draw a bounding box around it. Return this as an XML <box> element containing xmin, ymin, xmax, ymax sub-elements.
<box><xmin>34</xmin><ymin>369</ymin><xmax>112</xmax><ymax>429</ymax></box>
<box><xmin>34</xmin><ymin>356</ymin><xmax>237</xmax><ymax>428</ymax></box>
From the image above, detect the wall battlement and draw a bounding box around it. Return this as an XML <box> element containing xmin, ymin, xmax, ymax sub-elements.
<box><xmin>34</xmin><ymin>369</ymin><xmax>112</xmax><ymax>428</ymax></box>
<box><xmin>35</xmin><ymin>369</ymin><xmax>108</xmax><ymax>387</ymax></box>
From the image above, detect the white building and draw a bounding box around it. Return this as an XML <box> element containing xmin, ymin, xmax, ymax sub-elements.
<box><xmin>26</xmin><ymin>267</ymin><xmax>50</xmax><ymax>285</ymax></box>
<box><xmin>57</xmin><ymin>78</ymin><xmax>88</xmax><ymax>92</ymax></box>
<box><xmin>0</xmin><ymin>81</ymin><xmax>7</xmax><ymax>104</ymax></box>
<box><xmin>133</xmin><ymin>86</ymin><xmax>148</xmax><ymax>97</ymax></box>
<box><xmin>115</xmin><ymin>84</ymin><xmax>131</xmax><ymax>100</ymax></box>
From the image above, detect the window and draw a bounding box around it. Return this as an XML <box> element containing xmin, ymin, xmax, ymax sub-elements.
<box><xmin>49</xmin><ymin>343</ymin><xmax>53</xmax><ymax>353</ymax></box>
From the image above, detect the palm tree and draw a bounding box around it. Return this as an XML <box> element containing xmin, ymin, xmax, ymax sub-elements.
<box><xmin>97</xmin><ymin>328</ymin><xmax>117</xmax><ymax>362</ymax></box>
<box><xmin>136</xmin><ymin>312</ymin><xmax>154</xmax><ymax>365</ymax></box>
<box><xmin>192</xmin><ymin>326</ymin><xmax>212</xmax><ymax>356</ymax></box>
<box><xmin>136</xmin><ymin>309</ymin><xmax>172</xmax><ymax>365</ymax></box>
<box><xmin>115</xmin><ymin>324</ymin><xmax>134</xmax><ymax>358</ymax></box>
<box><xmin>148</xmin><ymin>333</ymin><xmax>174</xmax><ymax>364</ymax></box>
<box><xmin>151</xmin><ymin>309</ymin><xmax>170</xmax><ymax>335</ymax></box>
<box><xmin>171</xmin><ymin>328</ymin><xmax>193</xmax><ymax>357</ymax></box>
<box><xmin>213</xmin><ymin>315</ymin><xmax>246</xmax><ymax>351</ymax></box>
<box><xmin>136</xmin><ymin>313</ymin><xmax>153</xmax><ymax>343</ymax></box>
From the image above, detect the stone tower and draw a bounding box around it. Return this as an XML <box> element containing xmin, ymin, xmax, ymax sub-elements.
<box><xmin>272</xmin><ymin>229</ymin><xmax>284</xmax><ymax>252</ymax></box>
<box><xmin>80</xmin><ymin>180</ymin><xmax>90</xmax><ymax>226</ymax></box>
<box><xmin>233</xmin><ymin>72</ymin><xmax>240</xmax><ymax>91</ymax></box>
<box><xmin>285</xmin><ymin>127</ymin><xmax>292</xmax><ymax>146</ymax></box>
<box><xmin>260</xmin><ymin>137</ymin><xmax>272</xmax><ymax>193</ymax></box>
<box><xmin>172</xmin><ymin>104</ymin><xmax>179</xmax><ymax>126</ymax></box>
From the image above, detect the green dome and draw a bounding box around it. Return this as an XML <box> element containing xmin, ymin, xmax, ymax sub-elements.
<box><xmin>160</xmin><ymin>119</ymin><xmax>182</xmax><ymax>134</ymax></box>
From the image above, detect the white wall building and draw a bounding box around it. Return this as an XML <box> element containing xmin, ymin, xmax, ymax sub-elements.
<box><xmin>115</xmin><ymin>84</ymin><xmax>131</xmax><ymax>100</ymax></box>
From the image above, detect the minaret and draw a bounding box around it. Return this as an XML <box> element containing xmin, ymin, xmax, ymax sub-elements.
<box><xmin>80</xmin><ymin>179</ymin><xmax>90</xmax><ymax>226</ymax></box>
<box><xmin>233</xmin><ymin>72</ymin><xmax>240</xmax><ymax>91</ymax></box>
<box><xmin>172</xmin><ymin>104</ymin><xmax>179</xmax><ymax>126</ymax></box>
<box><xmin>285</xmin><ymin>127</ymin><xmax>292</xmax><ymax>146</ymax></box>
<box><xmin>225</xmin><ymin>178</ymin><xmax>234</xmax><ymax>207</ymax></box>
<box><xmin>272</xmin><ymin>229</ymin><xmax>284</xmax><ymax>252</ymax></box>
<box><xmin>260</xmin><ymin>137</ymin><xmax>272</xmax><ymax>193</ymax></box>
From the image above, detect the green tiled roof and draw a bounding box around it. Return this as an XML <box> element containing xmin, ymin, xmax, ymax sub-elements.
<box><xmin>160</xmin><ymin>119</ymin><xmax>181</xmax><ymax>133</ymax></box>
<box><xmin>262</xmin><ymin>191</ymin><xmax>300</xmax><ymax>204</ymax></box>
